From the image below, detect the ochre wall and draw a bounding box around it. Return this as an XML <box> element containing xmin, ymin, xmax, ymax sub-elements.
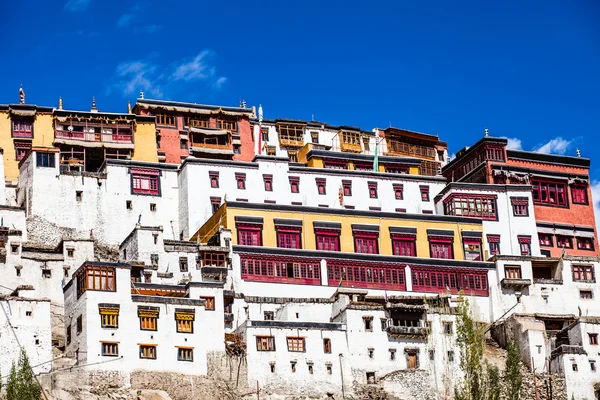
<box><xmin>132</xmin><ymin>121</ymin><xmax>158</xmax><ymax>162</ymax></box>
<box><xmin>225</xmin><ymin>206</ymin><xmax>482</xmax><ymax>260</ymax></box>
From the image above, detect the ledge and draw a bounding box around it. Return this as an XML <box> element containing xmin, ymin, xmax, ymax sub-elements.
<box><xmin>551</xmin><ymin>345</ymin><xmax>587</xmax><ymax>359</ymax></box>
<box><xmin>386</xmin><ymin>326</ymin><xmax>428</xmax><ymax>338</ymax></box>
<box><xmin>247</xmin><ymin>320</ymin><xmax>345</xmax><ymax>331</ymax></box>
<box><xmin>533</xmin><ymin>279</ymin><xmax>563</xmax><ymax>285</ymax></box>
<box><xmin>500</xmin><ymin>278</ymin><xmax>532</xmax><ymax>289</ymax></box>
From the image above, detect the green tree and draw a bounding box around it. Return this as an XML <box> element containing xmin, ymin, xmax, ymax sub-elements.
<box><xmin>5</xmin><ymin>349</ymin><xmax>41</xmax><ymax>400</ymax></box>
<box><xmin>486</xmin><ymin>363</ymin><xmax>500</xmax><ymax>400</ymax></box>
<box><xmin>505</xmin><ymin>340</ymin><xmax>522</xmax><ymax>400</ymax></box>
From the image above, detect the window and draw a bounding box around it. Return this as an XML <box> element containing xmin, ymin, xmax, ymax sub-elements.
<box><xmin>150</xmin><ymin>203</ymin><xmax>156</xmax><ymax>212</ymax></box>
<box><xmin>368</xmin><ymin>348</ymin><xmax>374</xmax><ymax>358</ymax></box>
<box><xmin>99</xmin><ymin>306</ymin><xmax>119</xmax><ymax>328</ymax></box>
<box><xmin>241</xmin><ymin>256</ymin><xmax>321</xmax><ymax>283</ymax></box>
<box><xmin>311</xmin><ymin>131</ymin><xmax>319</xmax><ymax>143</ymax></box>
<box><xmin>505</xmin><ymin>265</ymin><xmax>522</xmax><ymax>279</ymax></box>
<box><xmin>101</xmin><ymin>342</ymin><xmax>119</xmax><ymax>357</ymax></box>
<box><xmin>233</xmin><ymin>144</ymin><xmax>241</xmax><ymax>154</ymax></box>
<box><xmin>235</xmin><ymin>173</ymin><xmax>246</xmax><ymax>190</ymax></box>
<box><xmin>361</xmin><ymin>136</ymin><xmax>370</xmax><ymax>151</ymax></box>
<box><xmin>392</xmin><ymin>236</ymin><xmax>416</xmax><ymax>257</ymax></box>
<box><xmin>131</xmin><ymin>169</ymin><xmax>160</xmax><ymax>195</ymax></box>
<box><xmin>572</xmin><ymin>363</ymin><xmax>578</xmax><ymax>372</ymax></box>
<box><xmin>14</xmin><ymin>141</ymin><xmax>31</xmax><ymax>161</ymax></box>
<box><xmin>411</xmin><ymin>267</ymin><xmax>488</xmax><ymax>296</ymax></box>
<box><xmin>580</xmin><ymin>290</ymin><xmax>594</xmax><ymax>299</ymax></box>
<box><xmin>288</xmin><ymin>151</ymin><xmax>298</xmax><ymax>162</ymax></box>
<box><xmin>210</xmin><ymin>196</ymin><xmax>221</xmax><ymax>214</ymax></box>
<box><xmin>518</xmin><ymin>236</ymin><xmax>531</xmax><ymax>256</ymax></box>
<box><xmin>463</xmin><ymin>239</ymin><xmax>482</xmax><ymax>261</ymax></box>
<box><xmin>291</xmin><ymin>362</ymin><xmax>297</xmax><ymax>373</ymax></box>
<box><xmin>511</xmin><ymin>197</ymin><xmax>529</xmax><ymax>216</ymax></box>
<box><xmin>368</xmin><ymin>182</ymin><xmax>378</xmax><ymax>199</ymax></box>
<box><xmin>76</xmin><ymin>266</ymin><xmax>116</xmax><ymax>297</ymax></box>
<box><xmin>591</xmin><ymin>361</ymin><xmax>596</xmax><ymax>372</ymax></box>
<box><xmin>327</xmin><ymin>263</ymin><xmax>405</xmax><ymax>290</ymax></box>
<box><xmin>531</xmin><ymin>179</ymin><xmax>567</xmax><ymax>206</ymax></box>
<box><xmin>289</xmin><ymin>177</ymin><xmax>300</xmax><ymax>193</ymax></box>
<box><xmin>323</xmin><ymin>338</ymin><xmax>332</xmax><ymax>353</ymax></box>
<box><xmin>185</xmin><ymin>116</ymin><xmax>210</xmax><ymax>128</ymax></box>
<box><xmin>324</xmin><ymin>160</ymin><xmax>348</xmax><ymax>169</ymax></box>
<box><xmin>39</xmin><ymin>268</ymin><xmax>49</xmax><ymax>279</ymax></box>
<box><xmin>139</xmin><ymin>345</ymin><xmax>156</xmax><ymax>359</ymax></box>
<box><xmin>487</xmin><ymin>235</ymin><xmax>500</xmax><ymax>256</ymax></box>
<box><xmin>217</xmin><ymin>117</ymin><xmax>237</xmax><ymax>131</ymax></box>
<box><xmin>177</xmin><ymin>347</ymin><xmax>194</xmax><ymax>362</ymax></box>
<box><xmin>316</xmin><ymin>178</ymin><xmax>326</xmax><ymax>195</ymax></box>
<box><xmin>443</xmin><ymin>194</ymin><xmax>497</xmax><ymax>220</ymax></box>
<box><xmin>420</xmin><ymin>185</ymin><xmax>430</xmax><ymax>201</ymax></box>
<box><xmin>12</xmin><ymin>118</ymin><xmax>33</xmax><ymax>137</ymax></box>
<box><xmin>277</xmin><ymin>228</ymin><xmax>301</xmax><ymax>249</ymax></box>
<box><xmin>341</xmin><ymin>130</ymin><xmax>361</xmax><ymax>147</ymax></box>
<box><xmin>139</xmin><ymin>308</ymin><xmax>159</xmax><ymax>331</ymax></box>
<box><xmin>261</xmin><ymin>127</ymin><xmax>269</xmax><ymax>142</ymax></box>
<box><xmin>263</xmin><ymin>174</ymin><xmax>273</xmax><ymax>191</ymax></box>
<box><xmin>202</xmin><ymin>252</ymin><xmax>226</xmax><ymax>267</ymax></box>
<box><xmin>429</xmin><ymin>237</ymin><xmax>453</xmax><ymax>259</ymax></box>
<box><xmin>364</xmin><ymin>317</ymin><xmax>373</xmax><ymax>332</ymax></box>
<box><xmin>151</xmin><ymin>254</ymin><xmax>159</xmax><ymax>266</ymax></box>
<box><xmin>393</xmin><ymin>184</ymin><xmax>403</xmax><ymax>200</ymax></box>
<box><xmin>126</xmin><ymin>200</ymin><xmax>132</xmax><ymax>209</ymax></box>
<box><xmin>573</xmin><ymin>265</ymin><xmax>595</xmax><ymax>282</ymax></box>
<box><xmin>390</xmin><ymin>349</ymin><xmax>396</xmax><ymax>361</ymax></box>
<box><xmin>202</xmin><ymin>297</ymin><xmax>215</xmax><ymax>311</ymax></box>
<box><xmin>66</xmin><ymin>248</ymin><xmax>74</xmax><ymax>257</ymax></box>
<box><xmin>316</xmin><ymin>231</ymin><xmax>340</xmax><ymax>251</ymax></box>
<box><xmin>578</xmin><ymin>237</ymin><xmax>595</xmax><ymax>250</ymax></box>
<box><xmin>589</xmin><ymin>333</ymin><xmax>599</xmax><ymax>345</ymax></box>
<box><xmin>15</xmin><ymin>267</ymin><xmax>20</xmax><ymax>277</ymax></box>
<box><xmin>180</xmin><ymin>138</ymin><xmax>188</xmax><ymax>149</ymax></box>
<box><xmin>326</xmin><ymin>364</ymin><xmax>333</xmax><ymax>375</ymax></box>
<box><xmin>155</xmin><ymin>113</ymin><xmax>176</xmax><ymax>126</ymax></box>
<box><xmin>539</xmin><ymin>234</ymin><xmax>553</xmax><ymax>247</ymax></box>
<box><xmin>266</xmin><ymin>146</ymin><xmax>276</xmax><ymax>156</ymax></box>
<box><xmin>237</xmin><ymin>225</ymin><xmax>262</xmax><ymax>246</ymax></box>
<box><xmin>66</xmin><ymin>325</ymin><xmax>71</xmax><ymax>345</ymax></box>
<box><xmin>175</xmin><ymin>311</ymin><xmax>194</xmax><ymax>333</ymax></box>
<box><xmin>443</xmin><ymin>322</ymin><xmax>453</xmax><ymax>335</ymax></box>
<box><xmin>381</xmin><ymin>318</ymin><xmax>387</xmax><ymax>330</ymax></box>
<box><xmin>354</xmin><ymin>234</ymin><xmax>378</xmax><ymax>254</ymax></box>
<box><xmin>179</xmin><ymin>257</ymin><xmax>188</xmax><ymax>272</ymax></box>
<box><xmin>36</xmin><ymin>152</ymin><xmax>55</xmax><ymax>168</ymax></box>
<box><xmin>448</xmin><ymin>351</ymin><xmax>454</xmax><ymax>362</ymax></box>
<box><xmin>256</xmin><ymin>336</ymin><xmax>275</xmax><ymax>351</ymax></box>
<box><xmin>209</xmin><ymin>171</ymin><xmax>219</xmax><ymax>188</ymax></box>
<box><xmin>342</xmin><ymin>180</ymin><xmax>352</xmax><ymax>196</ymax></box>
<box><xmin>263</xmin><ymin>311</ymin><xmax>274</xmax><ymax>321</ymax></box>
<box><xmin>572</xmin><ymin>185</ymin><xmax>588</xmax><ymax>204</ymax></box>
<box><xmin>76</xmin><ymin>315</ymin><xmax>83</xmax><ymax>334</ymax></box>
<box><xmin>556</xmin><ymin>236</ymin><xmax>573</xmax><ymax>249</ymax></box>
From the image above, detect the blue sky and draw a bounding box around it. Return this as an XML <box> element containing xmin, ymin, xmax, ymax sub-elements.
<box><xmin>0</xmin><ymin>1</ymin><xmax>599</xmax><ymax>166</ymax></box>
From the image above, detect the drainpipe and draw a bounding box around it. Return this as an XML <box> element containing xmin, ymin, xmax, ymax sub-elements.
<box><xmin>338</xmin><ymin>353</ymin><xmax>345</xmax><ymax>399</ymax></box>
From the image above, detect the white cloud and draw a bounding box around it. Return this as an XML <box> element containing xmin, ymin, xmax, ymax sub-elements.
<box><xmin>64</xmin><ymin>0</ymin><xmax>90</xmax><ymax>12</ymax></box>
<box><xmin>109</xmin><ymin>51</ymin><xmax>225</xmax><ymax>98</ymax></box>
<box><xmin>532</xmin><ymin>137</ymin><xmax>573</xmax><ymax>155</ymax></box>
<box><xmin>505</xmin><ymin>138</ymin><xmax>523</xmax><ymax>151</ymax></box>
<box><xmin>591</xmin><ymin>181</ymin><xmax>600</xmax><ymax>235</ymax></box>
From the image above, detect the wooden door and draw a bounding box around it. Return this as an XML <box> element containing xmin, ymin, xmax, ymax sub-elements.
<box><xmin>408</xmin><ymin>354</ymin><xmax>417</xmax><ymax>369</ymax></box>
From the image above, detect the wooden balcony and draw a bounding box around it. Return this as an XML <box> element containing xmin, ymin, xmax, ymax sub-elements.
<box><xmin>386</xmin><ymin>325</ymin><xmax>428</xmax><ymax>338</ymax></box>
<box><xmin>55</xmin><ymin>130</ymin><xmax>133</xmax><ymax>144</ymax></box>
<box><xmin>386</xmin><ymin>139</ymin><xmax>436</xmax><ymax>159</ymax></box>
<box><xmin>500</xmin><ymin>278</ymin><xmax>532</xmax><ymax>290</ymax></box>
<box><xmin>278</xmin><ymin>135</ymin><xmax>304</xmax><ymax>148</ymax></box>
<box><xmin>340</xmin><ymin>141</ymin><xmax>362</xmax><ymax>153</ymax></box>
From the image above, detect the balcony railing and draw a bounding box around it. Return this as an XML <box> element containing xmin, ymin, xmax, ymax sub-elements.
<box><xmin>387</xmin><ymin>140</ymin><xmax>436</xmax><ymax>159</ymax></box>
<box><xmin>386</xmin><ymin>325</ymin><xmax>428</xmax><ymax>338</ymax></box>
<box><xmin>55</xmin><ymin>130</ymin><xmax>133</xmax><ymax>144</ymax></box>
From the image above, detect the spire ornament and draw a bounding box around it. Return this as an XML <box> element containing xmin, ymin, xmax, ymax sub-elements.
<box><xmin>58</xmin><ymin>97</ymin><xmax>63</xmax><ymax>110</ymax></box>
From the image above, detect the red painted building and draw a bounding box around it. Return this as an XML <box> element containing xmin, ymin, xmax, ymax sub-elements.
<box><xmin>442</xmin><ymin>136</ymin><xmax>597</xmax><ymax>257</ymax></box>
<box><xmin>133</xmin><ymin>98</ymin><xmax>255</xmax><ymax>164</ymax></box>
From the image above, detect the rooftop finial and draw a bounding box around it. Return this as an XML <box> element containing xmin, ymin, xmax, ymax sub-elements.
<box><xmin>239</xmin><ymin>100</ymin><xmax>247</xmax><ymax>108</ymax></box>
<box><xmin>58</xmin><ymin>96</ymin><xmax>63</xmax><ymax>110</ymax></box>
<box><xmin>19</xmin><ymin>84</ymin><xmax>25</xmax><ymax>104</ymax></box>
<box><xmin>484</xmin><ymin>128</ymin><xmax>489</xmax><ymax>137</ymax></box>
<box><xmin>127</xmin><ymin>101</ymin><xmax>132</xmax><ymax>114</ymax></box>
<box><xmin>576</xmin><ymin>148</ymin><xmax>581</xmax><ymax>158</ymax></box>
<box><xmin>91</xmin><ymin>97</ymin><xmax>97</xmax><ymax>112</ymax></box>
<box><xmin>139</xmin><ymin>90</ymin><xmax>144</xmax><ymax>99</ymax></box>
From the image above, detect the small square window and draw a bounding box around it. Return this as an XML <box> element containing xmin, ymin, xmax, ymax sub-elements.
<box><xmin>381</xmin><ymin>318</ymin><xmax>387</xmax><ymax>331</ymax></box>
<box><xmin>308</xmin><ymin>364</ymin><xmax>313</xmax><ymax>374</ymax></box>
<box><xmin>236</xmin><ymin>173</ymin><xmax>246</xmax><ymax>190</ymax></box>
<box><xmin>420</xmin><ymin>185</ymin><xmax>430</xmax><ymax>202</ymax></box>
<box><xmin>179</xmin><ymin>257</ymin><xmax>188</xmax><ymax>272</ymax></box>
<box><xmin>150</xmin><ymin>203</ymin><xmax>157</xmax><ymax>212</ymax></box>
<box><xmin>42</xmin><ymin>269</ymin><xmax>52</xmax><ymax>279</ymax></box>
<box><xmin>67</xmin><ymin>248</ymin><xmax>74</xmax><ymax>258</ymax></box>
<box><xmin>429</xmin><ymin>350</ymin><xmax>435</xmax><ymax>360</ymax></box>
<box><xmin>201</xmin><ymin>296</ymin><xmax>215</xmax><ymax>311</ymax></box>
<box><xmin>443</xmin><ymin>321</ymin><xmax>453</xmax><ymax>335</ymax></box>
<box><xmin>177</xmin><ymin>348</ymin><xmax>193</xmax><ymax>362</ymax></box>
<box><xmin>288</xmin><ymin>151</ymin><xmax>298</xmax><ymax>163</ymax></box>
<box><xmin>11</xmin><ymin>244</ymin><xmax>19</xmax><ymax>253</ymax></box>
<box><xmin>126</xmin><ymin>200</ymin><xmax>132</xmax><ymax>209</ymax></box>
<box><xmin>180</xmin><ymin>139</ymin><xmax>188</xmax><ymax>149</ymax></box>
<box><xmin>140</xmin><ymin>345</ymin><xmax>157</xmax><ymax>359</ymax></box>
<box><xmin>75</xmin><ymin>191</ymin><xmax>83</xmax><ymax>201</ymax></box>
<box><xmin>151</xmin><ymin>254</ymin><xmax>159</xmax><ymax>266</ymax></box>
<box><xmin>393</xmin><ymin>184</ymin><xmax>404</xmax><ymax>200</ymax></box>
<box><xmin>326</xmin><ymin>364</ymin><xmax>332</xmax><ymax>375</ymax></box>
<box><xmin>264</xmin><ymin>311</ymin><xmax>274</xmax><ymax>321</ymax></box>
<box><xmin>572</xmin><ymin>363</ymin><xmax>578</xmax><ymax>371</ymax></box>
<box><xmin>591</xmin><ymin>361</ymin><xmax>597</xmax><ymax>371</ymax></box>
<box><xmin>581</xmin><ymin>290</ymin><xmax>594</xmax><ymax>299</ymax></box>
<box><xmin>209</xmin><ymin>172</ymin><xmax>219</xmax><ymax>188</ymax></box>
<box><xmin>316</xmin><ymin>178</ymin><xmax>326</xmax><ymax>195</ymax></box>
<box><xmin>233</xmin><ymin>144</ymin><xmax>241</xmax><ymax>154</ymax></box>
<box><xmin>364</xmin><ymin>317</ymin><xmax>373</xmax><ymax>332</ymax></box>
<box><xmin>270</xmin><ymin>363</ymin><xmax>275</xmax><ymax>373</ymax></box>
<box><xmin>311</xmin><ymin>132</ymin><xmax>319</xmax><ymax>144</ymax></box>
<box><xmin>101</xmin><ymin>342</ymin><xmax>119</xmax><ymax>357</ymax></box>
<box><xmin>590</xmin><ymin>334</ymin><xmax>598</xmax><ymax>345</ymax></box>
<box><xmin>261</xmin><ymin>127</ymin><xmax>269</xmax><ymax>142</ymax></box>
<box><xmin>448</xmin><ymin>351</ymin><xmax>454</xmax><ymax>362</ymax></box>
<box><xmin>368</xmin><ymin>182</ymin><xmax>378</xmax><ymax>199</ymax></box>
<box><xmin>26</xmin><ymin>311</ymin><xmax>32</xmax><ymax>317</ymax></box>
<box><xmin>389</xmin><ymin>349</ymin><xmax>396</xmax><ymax>361</ymax></box>
<box><xmin>263</xmin><ymin>175</ymin><xmax>273</xmax><ymax>192</ymax></box>
<box><xmin>368</xmin><ymin>348</ymin><xmax>374</xmax><ymax>358</ymax></box>
<box><xmin>342</xmin><ymin>181</ymin><xmax>352</xmax><ymax>196</ymax></box>
<box><xmin>323</xmin><ymin>338</ymin><xmax>332</xmax><ymax>354</ymax></box>
<box><xmin>291</xmin><ymin>362</ymin><xmax>296</xmax><ymax>373</ymax></box>
<box><xmin>289</xmin><ymin>177</ymin><xmax>300</xmax><ymax>193</ymax></box>
<box><xmin>15</xmin><ymin>267</ymin><xmax>21</xmax><ymax>277</ymax></box>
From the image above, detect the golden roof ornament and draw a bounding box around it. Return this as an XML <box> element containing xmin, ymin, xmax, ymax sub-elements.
<box><xmin>58</xmin><ymin>96</ymin><xmax>63</xmax><ymax>110</ymax></box>
<box><xmin>19</xmin><ymin>85</ymin><xmax>25</xmax><ymax>104</ymax></box>
<box><xmin>127</xmin><ymin>101</ymin><xmax>132</xmax><ymax>114</ymax></box>
<box><xmin>91</xmin><ymin>97</ymin><xmax>97</xmax><ymax>112</ymax></box>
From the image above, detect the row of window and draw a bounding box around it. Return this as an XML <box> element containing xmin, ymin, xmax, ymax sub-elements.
<box><xmin>210</xmin><ymin>171</ymin><xmax>431</xmax><ymax>201</ymax></box>
<box><xmin>100</xmin><ymin>342</ymin><xmax>193</xmax><ymax>361</ymax></box>
<box><xmin>531</xmin><ymin>179</ymin><xmax>588</xmax><ymax>207</ymax></box>
<box><xmin>96</xmin><ymin>304</ymin><xmax>214</xmax><ymax>332</ymax></box>
<box><xmin>443</xmin><ymin>195</ymin><xmax>531</xmax><ymax>220</ymax></box>
<box><xmin>256</xmin><ymin>336</ymin><xmax>331</xmax><ymax>353</ymax></box>
<box><xmin>538</xmin><ymin>234</ymin><xmax>595</xmax><ymax>251</ymax></box>
<box><xmin>504</xmin><ymin>264</ymin><xmax>596</xmax><ymax>283</ymax></box>
<box><xmin>486</xmin><ymin>234</ymin><xmax>532</xmax><ymax>256</ymax></box>
<box><xmin>155</xmin><ymin>112</ymin><xmax>238</xmax><ymax>131</ymax></box>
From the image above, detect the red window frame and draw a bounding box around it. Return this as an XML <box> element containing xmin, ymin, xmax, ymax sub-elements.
<box><xmin>323</xmin><ymin>160</ymin><xmax>348</xmax><ymax>169</ymax></box>
<box><xmin>289</xmin><ymin>177</ymin><xmax>300</xmax><ymax>193</ymax></box>
<box><xmin>539</xmin><ymin>234</ymin><xmax>553</xmax><ymax>247</ymax></box>
<box><xmin>518</xmin><ymin>236</ymin><xmax>531</xmax><ymax>255</ymax></box>
<box><xmin>429</xmin><ymin>236</ymin><xmax>453</xmax><ymax>259</ymax></box>
<box><xmin>276</xmin><ymin>227</ymin><xmax>302</xmax><ymax>249</ymax></box>
<box><xmin>235</xmin><ymin>173</ymin><xmax>246</xmax><ymax>190</ymax></box>
<box><xmin>131</xmin><ymin>168</ymin><xmax>160</xmax><ymax>195</ymax></box>
<box><xmin>237</xmin><ymin>224</ymin><xmax>262</xmax><ymax>246</ymax></box>
<box><xmin>556</xmin><ymin>235</ymin><xmax>573</xmax><ymax>249</ymax></box>
<box><xmin>385</xmin><ymin>165</ymin><xmax>409</xmax><ymax>174</ymax></box>
<box><xmin>368</xmin><ymin>182</ymin><xmax>378</xmax><ymax>199</ymax></box>
<box><xmin>354</xmin><ymin>163</ymin><xmax>372</xmax><ymax>171</ymax></box>
<box><xmin>577</xmin><ymin>237</ymin><xmax>595</xmax><ymax>251</ymax></box>
<box><xmin>353</xmin><ymin>231</ymin><xmax>378</xmax><ymax>254</ymax></box>
<box><xmin>342</xmin><ymin>180</ymin><xmax>352</xmax><ymax>196</ymax></box>
<box><xmin>571</xmin><ymin>185</ymin><xmax>588</xmax><ymax>204</ymax></box>
<box><xmin>487</xmin><ymin>235</ymin><xmax>500</xmax><ymax>256</ymax></box>
<box><xmin>411</xmin><ymin>267</ymin><xmax>489</xmax><ymax>296</ymax></box>
<box><xmin>287</xmin><ymin>337</ymin><xmax>305</xmax><ymax>352</ymax></box>
<box><xmin>316</xmin><ymin>178</ymin><xmax>326</xmax><ymax>195</ymax></box>
<box><xmin>263</xmin><ymin>174</ymin><xmax>273</xmax><ymax>192</ymax></box>
<box><xmin>463</xmin><ymin>238</ymin><xmax>482</xmax><ymax>261</ymax></box>
<box><xmin>531</xmin><ymin>179</ymin><xmax>567</xmax><ymax>206</ymax></box>
<box><xmin>210</xmin><ymin>196</ymin><xmax>221</xmax><ymax>214</ymax></box>
<box><xmin>240</xmin><ymin>255</ymin><xmax>321</xmax><ymax>285</ymax></box>
<box><xmin>510</xmin><ymin>198</ymin><xmax>529</xmax><ymax>217</ymax></box>
<box><xmin>316</xmin><ymin>229</ymin><xmax>340</xmax><ymax>251</ymax></box>
<box><xmin>573</xmin><ymin>265</ymin><xmax>595</xmax><ymax>282</ymax></box>
<box><xmin>14</xmin><ymin>141</ymin><xmax>31</xmax><ymax>161</ymax></box>
<box><xmin>393</xmin><ymin>184</ymin><xmax>404</xmax><ymax>200</ymax></box>
<box><xmin>442</xmin><ymin>193</ymin><xmax>497</xmax><ymax>220</ymax></box>
<box><xmin>420</xmin><ymin>185</ymin><xmax>430</xmax><ymax>201</ymax></box>
<box><xmin>209</xmin><ymin>171</ymin><xmax>219</xmax><ymax>188</ymax></box>
<box><xmin>327</xmin><ymin>261</ymin><xmax>406</xmax><ymax>290</ymax></box>
<box><xmin>391</xmin><ymin>234</ymin><xmax>415</xmax><ymax>256</ymax></box>
<box><xmin>12</xmin><ymin>118</ymin><xmax>33</xmax><ymax>138</ymax></box>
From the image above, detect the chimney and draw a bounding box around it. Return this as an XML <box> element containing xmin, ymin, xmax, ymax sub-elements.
<box><xmin>127</xmin><ymin>101</ymin><xmax>132</xmax><ymax>114</ymax></box>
